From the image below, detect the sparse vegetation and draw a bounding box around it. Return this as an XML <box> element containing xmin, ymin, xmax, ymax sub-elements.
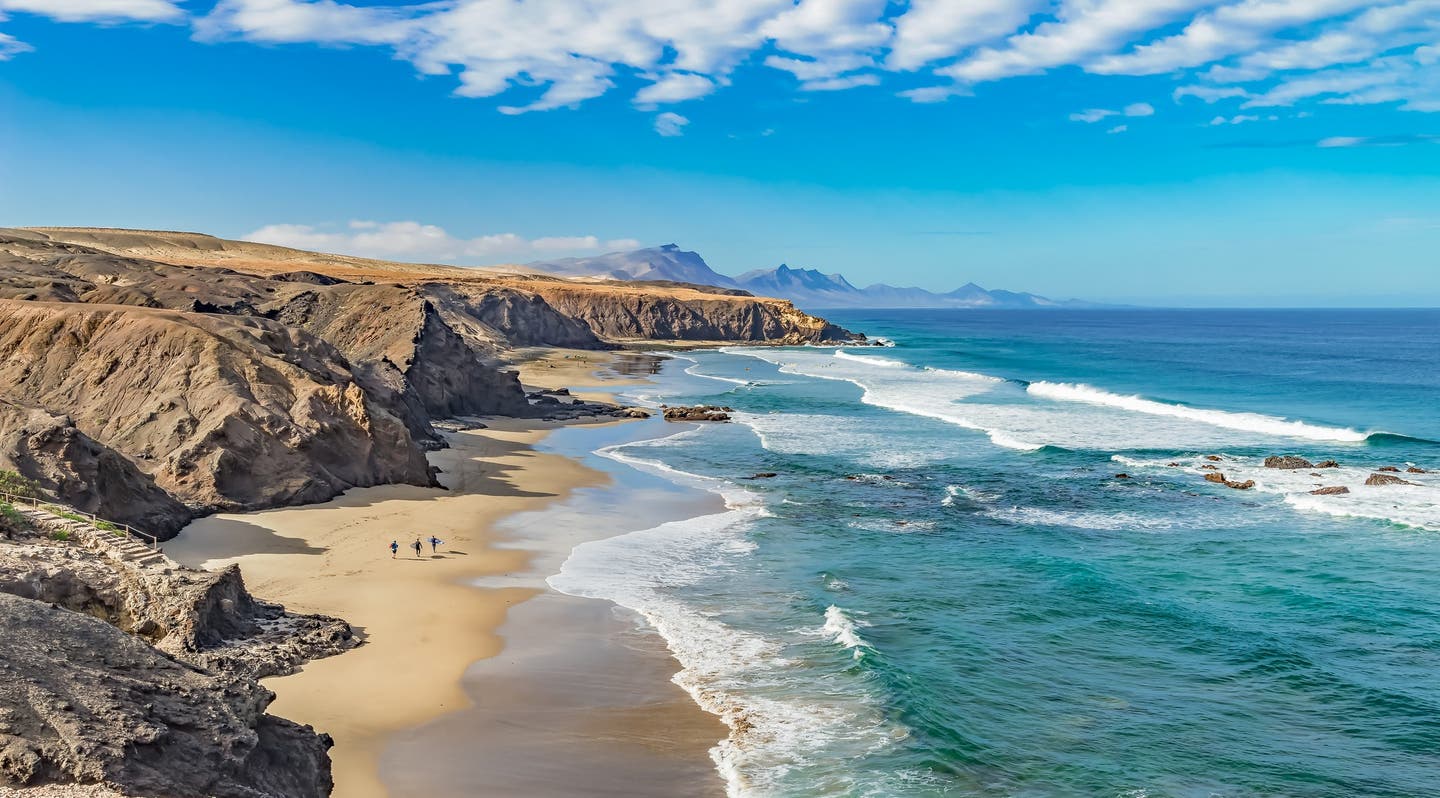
<box><xmin>0</xmin><ymin>470</ymin><xmax>40</xmax><ymax>499</ymax></box>
<box><xmin>48</xmin><ymin>529</ymin><xmax>71</xmax><ymax>542</ymax></box>
<box><xmin>0</xmin><ymin>502</ymin><xmax>31</xmax><ymax>539</ymax></box>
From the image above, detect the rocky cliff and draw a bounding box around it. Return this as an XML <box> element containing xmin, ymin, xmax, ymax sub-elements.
<box><xmin>0</xmin><ymin>592</ymin><xmax>334</xmax><ymax>798</ymax></box>
<box><xmin>0</xmin><ymin>228</ymin><xmax>860</xmax><ymax>536</ymax></box>
<box><xmin>0</xmin><ymin>509</ymin><xmax>355</xmax><ymax>796</ymax></box>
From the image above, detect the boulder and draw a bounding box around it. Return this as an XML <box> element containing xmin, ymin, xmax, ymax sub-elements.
<box><xmin>1204</xmin><ymin>455</ymin><xmax>1223</xmax><ymax>462</ymax></box>
<box><xmin>1114</xmin><ymin>473</ymin><xmax>1131</xmax><ymax>479</ymax></box>
<box><xmin>745</xmin><ymin>472</ymin><xmax>778</xmax><ymax>479</ymax></box>
<box><xmin>1366</xmin><ymin>473</ymin><xmax>1413</xmax><ymax>486</ymax></box>
<box><xmin>1408</xmin><ymin>466</ymin><xmax>1428</xmax><ymax>474</ymax></box>
<box><xmin>612</xmin><ymin>407</ymin><xmax>652</xmax><ymax>419</ymax></box>
<box><xmin>1204</xmin><ymin>472</ymin><xmax>1227</xmax><ymax>484</ymax></box>
<box><xmin>1200</xmin><ymin>464</ymin><xmax>1220</xmax><ymax>471</ymax></box>
<box><xmin>1226</xmin><ymin>479</ymin><xmax>1255</xmax><ymax>490</ymax></box>
<box><xmin>1314</xmin><ymin>460</ymin><xmax>1339</xmax><ymax>468</ymax></box>
<box><xmin>1377</xmin><ymin>466</ymin><xmax>1401</xmax><ymax>473</ymax></box>
<box><xmin>662</xmin><ymin>405</ymin><xmax>731</xmax><ymax>422</ymax></box>
<box><xmin>1310</xmin><ymin>486</ymin><xmax>1350</xmax><ymax>495</ymax></box>
<box><xmin>1264</xmin><ymin>455</ymin><xmax>1314</xmax><ymax>470</ymax></box>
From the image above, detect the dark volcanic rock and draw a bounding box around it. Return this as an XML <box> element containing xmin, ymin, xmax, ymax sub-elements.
<box><xmin>1377</xmin><ymin>466</ymin><xmax>1401</xmax><ymax>473</ymax></box>
<box><xmin>1264</xmin><ymin>455</ymin><xmax>1314</xmax><ymax>470</ymax></box>
<box><xmin>1408</xmin><ymin>466</ymin><xmax>1428</xmax><ymax>474</ymax></box>
<box><xmin>1311</xmin><ymin>486</ymin><xmax>1350</xmax><ymax>495</ymax></box>
<box><xmin>1204</xmin><ymin>455</ymin><xmax>1223</xmax><ymax>462</ymax></box>
<box><xmin>1366</xmin><ymin>473</ymin><xmax>1413</xmax><ymax>486</ymax></box>
<box><xmin>0</xmin><ymin>592</ymin><xmax>333</xmax><ymax>797</ymax></box>
<box><xmin>1114</xmin><ymin>473</ymin><xmax>1131</xmax><ymax>479</ymax></box>
<box><xmin>1204</xmin><ymin>472</ymin><xmax>1254</xmax><ymax>489</ymax></box>
<box><xmin>1314</xmin><ymin>460</ymin><xmax>1339</xmax><ymax>468</ymax></box>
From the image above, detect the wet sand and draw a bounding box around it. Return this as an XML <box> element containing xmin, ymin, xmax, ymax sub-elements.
<box><xmin>166</xmin><ymin>350</ymin><xmax>729</xmax><ymax>797</ymax></box>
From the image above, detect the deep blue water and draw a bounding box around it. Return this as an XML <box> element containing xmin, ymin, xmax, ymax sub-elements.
<box><xmin>550</xmin><ymin>309</ymin><xmax>1440</xmax><ymax>797</ymax></box>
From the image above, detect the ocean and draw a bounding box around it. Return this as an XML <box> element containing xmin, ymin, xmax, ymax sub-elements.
<box><xmin>548</xmin><ymin>309</ymin><xmax>1440</xmax><ymax>797</ymax></box>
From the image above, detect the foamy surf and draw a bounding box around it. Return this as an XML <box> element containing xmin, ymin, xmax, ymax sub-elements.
<box><xmin>1029</xmin><ymin>382</ymin><xmax>1369</xmax><ymax>443</ymax></box>
<box><xmin>1113</xmin><ymin>454</ymin><xmax>1440</xmax><ymax>532</ymax></box>
<box><xmin>822</xmin><ymin>605</ymin><xmax>873</xmax><ymax>658</ymax></box>
<box><xmin>552</xmin><ymin>430</ymin><xmax>910</xmax><ymax>797</ymax></box>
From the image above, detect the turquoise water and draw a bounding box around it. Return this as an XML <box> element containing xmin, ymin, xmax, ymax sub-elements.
<box><xmin>550</xmin><ymin>310</ymin><xmax>1440</xmax><ymax>797</ymax></box>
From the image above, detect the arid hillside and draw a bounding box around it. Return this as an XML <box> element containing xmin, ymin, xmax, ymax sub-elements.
<box><xmin>0</xmin><ymin>228</ymin><xmax>860</xmax><ymax>536</ymax></box>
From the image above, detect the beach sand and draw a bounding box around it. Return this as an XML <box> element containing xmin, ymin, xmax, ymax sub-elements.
<box><xmin>166</xmin><ymin>350</ymin><xmax>727</xmax><ymax>797</ymax></box>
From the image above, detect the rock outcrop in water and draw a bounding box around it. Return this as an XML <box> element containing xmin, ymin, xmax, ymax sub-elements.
<box><xmin>1264</xmin><ymin>455</ymin><xmax>1314</xmax><ymax>470</ymax></box>
<box><xmin>0</xmin><ymin>228</ymin><xmax>860</xmax><ymax>536</ymax></box>
<box><xmin>1311</xmin><ymin>486</ymin><xmax>1350</xmax><ymax>495</ymax></box>
<box><xmin>663</xmin><ymin>405</ymin><xmax>733</xmax><ymax>422</ymax></box>
<box><xmin>1366</xmin><ymin>473</ymin><xmax>1414</xmax><ymax>486</ymax></box>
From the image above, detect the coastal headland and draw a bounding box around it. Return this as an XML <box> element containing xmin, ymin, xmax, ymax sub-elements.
<box><xmin>0</xmin><ymin>227</ymin><xmax>856</xmax><ymax>797</ymax></box>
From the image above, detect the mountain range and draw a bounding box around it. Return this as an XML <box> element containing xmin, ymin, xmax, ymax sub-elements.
<box><xmin>525</xmin><ymin>245</ymin><xmax>1096</xmax><ymax>309</ymax></box>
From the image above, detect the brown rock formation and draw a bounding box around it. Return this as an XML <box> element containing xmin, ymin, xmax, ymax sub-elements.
<box><xmin>1264</xmin><ymin>455</ymin><xmax>1314</xmax><ymax>470</ymax></box>
<box><xmin>0</xmin><ymin>592</ymin><xmax>333</xmax><ymax>798</ymax></box>
<box><xmin>663</xmin><ymin>405</ymin><xmax>733</xmax><ymax>422</ymax></box>
<box><xmin>1408</xmin><ymin>466</ymin><xmax>1428</xmax><ymax>474</ymax></box>
<box><xmin>1377</xmin><ymin>466</ymin><xmax>1401</xmax><ymax>473</ymax></box>
<box><xmin>1310</xmin><ymin>486</ymin><xmax>1350</xmax><ymax>495</ymax></box>
<box><xmin>1366</xmin><ymin>473</ymin><xmax>1414</xmax><ymax>486</ymax></box>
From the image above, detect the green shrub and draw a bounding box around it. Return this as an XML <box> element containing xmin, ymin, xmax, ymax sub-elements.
<box><xmin>49</xmin><ymin>529</ymin><xmax>71</xmax><ymax>542</ymax></box>
<box><xmin>95</xmin><ymin>520</ymin><xmax>120</xmax><ymax>533</ymax></box>
<box><xmin>0</xmin><ymin>503</ymin><xmax>30</xmax><ymax>538</ymax></box>
<box><xmin>0</xmin><ymin>470</ymin><xmax>40</xmax><ymax>499</ymax></box>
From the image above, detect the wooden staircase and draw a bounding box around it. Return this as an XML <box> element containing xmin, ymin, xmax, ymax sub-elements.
<box><xmin>5</xmin><ymin>498</ymin><xmax>176</xmax><ymax>570</ymax></box>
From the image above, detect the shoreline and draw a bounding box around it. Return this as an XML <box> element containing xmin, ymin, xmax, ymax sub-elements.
<box><xmin>165</xmin><ymin>350</ymin><xmax>731</xmax><ymax>797</ymax></box>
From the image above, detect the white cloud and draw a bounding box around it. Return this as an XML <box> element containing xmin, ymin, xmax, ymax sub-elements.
<box><xmin>654</xmin><ymin>111</ymin><xmax>690</xmax><ymax>137</ymax></box>
<box><xmin>887</xmin><ymin>0</ymin><xmax>1041</xmax><ymax>71</ymax></box>
<box><xmin>801</xmin><ymin>73</ymin><xmax>880</xmax><ymax>91</ymax></box>
<box><xmin>0</xmin><ymin>0</ymin><xmax>182</xmax><ymax>22</ymax></box>
<box><xmin>1106</xmin><ymin>124</ymin><xmax>1128</xmax><ymax>134</ymax></box>
<box><xmin>1070</xmin><ymin>102</ymin><xmax>1156</xmax><ymax>123</ymax></box>
<box><xmin>941</xmin><ymin>0</ymin><xmax>1212</xmax><ymax>83</ymax></box>
<box><xmin>4</xmin><ymin>0</ymin><xmax>1438</xmax><ymax>124</ymax></box>
<box><xmin>1174</xmin><ymin>85</ymin><xmax>1251</xmax><ymax>103</ymax></box>
<box><xmin>1208</xmin><ymin>114</ymin><xmax>1260</xmax><ymax>124</ymax></box>
<box><xmin>1088</xmin><ymin>0</ymin><xmax>1373</xmax><ymax>76</ymax></box>
<box><xmin>633</xmin><ymin>72</ymin><xmax>716</xmax><ymax>107</ymax></box>
<box><xmin>1070</xmin><ymin>108</ymin><xmax>1117</xmax><ymax>123</ymax></box>
<box><xmin>246</xmin><ymin>221</ymin><xmax>643</xmax><ymax>264</ymax></box>
<box><xmin>0</xmin><ymin>28</ymin><xmax>31</xmax><ymax>59</ymax></box>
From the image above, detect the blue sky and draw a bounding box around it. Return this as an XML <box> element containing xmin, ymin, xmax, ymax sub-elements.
<box><xmin>1</xmin><ymin>0</ymin><xmax>1438</xmax><ymax>305</ymax></box>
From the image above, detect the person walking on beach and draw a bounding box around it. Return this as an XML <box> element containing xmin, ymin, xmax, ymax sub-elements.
<box><xmin>389</xmin><ymin>540</ymin><xmax>399</xmax><ymax>559</ymax></box>
<box><xmin>428</xmin><ymin>535</ymin><xmax>443</xmax><ymax>553</ymax></box>
<box><xmin>412</xmin><ymin>537</ymin><xmax>423</xmax><ymax>558</ymax></box>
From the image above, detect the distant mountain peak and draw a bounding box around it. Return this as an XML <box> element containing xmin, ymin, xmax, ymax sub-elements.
<box><xmin>524</xmin><ymin>245</ymin><xmax>1098</xmax><ymax>310</ymax></box>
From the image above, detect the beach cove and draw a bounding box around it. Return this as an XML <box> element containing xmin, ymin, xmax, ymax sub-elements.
<box><xmin>165</xmin><ymin>351</ymin><xmax>729</xmax><ymax>798</ymax></box>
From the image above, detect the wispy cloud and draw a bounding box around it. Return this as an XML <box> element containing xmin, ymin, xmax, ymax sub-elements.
<box><xmin>245</xmin><ymin>221</ymin><xmax>641</xmax><ymax>264</ymax></box>
<box><xmin>1070</xmin><ymin>102</ymin><xmax>1155</xmax><ymax>123</ymax></box>
<box><xmin>654</xmin><ymin>111</ymin><xmax>690</xmax><ymax>137</ymax></box>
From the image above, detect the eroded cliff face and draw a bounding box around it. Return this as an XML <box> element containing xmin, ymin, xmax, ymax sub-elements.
<box><xmin>0</xmin><ymin>592</ymin><xmax>335</xmax><ymax>798</ymax></box>
<box><xmin>0</xmin><ymin>228</ymin><xmax>860</xmax><ymax>535</ymax></box>
<box><xmin>0</xmin><ymin>300</ymin><xmax>434</xmax><ymax>517</ymax></box>
<box><xmin>514</xmin><ymin>279</ymin><xmax>857</xmax><ymax>344</ymax></box>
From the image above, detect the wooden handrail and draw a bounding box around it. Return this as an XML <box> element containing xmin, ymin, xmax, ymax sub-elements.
<box><xmin>0</xmin><ymin>490</ymin><xmax>160</xmax><ymax>549</ymax></box>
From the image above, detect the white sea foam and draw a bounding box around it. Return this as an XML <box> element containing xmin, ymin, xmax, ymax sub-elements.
<box><xmin>552</xmin><ymin>431</ymin><xmax>907</xmax><ymax>796</ymax></box>
<box><xmin>721</xmin><ymin>348</ymin><xmax>1377</xmax><ymax>453</ymax></box>
<box><xmin>822</xmin><ymin>605</ymin><xmax>873</xmax><ymax>658</ymax></box>
<box><xmin>733</xmin><ymin>411</ymin><xmax>960</xmax><ymax>468</ymax></box>
<box><xmin>1113</xmin><ymin>454</ymin><xmax>1440</xmax><ymax>532</ymax></box>
<box><xmin>1029</xmin><ymin>382</ymin><xmax>1369</xmax><ymax>443</ymax></box>
<box><xmin>985</xmin><ymin>505</ymin><xmax>1178</xmax><ymax>531</ymax></box>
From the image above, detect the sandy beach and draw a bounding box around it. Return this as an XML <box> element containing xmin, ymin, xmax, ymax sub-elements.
<box><xmin>165</xmin><ymin>351</ymin><xmax>726</xmax><ymax>798</ymax></box>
